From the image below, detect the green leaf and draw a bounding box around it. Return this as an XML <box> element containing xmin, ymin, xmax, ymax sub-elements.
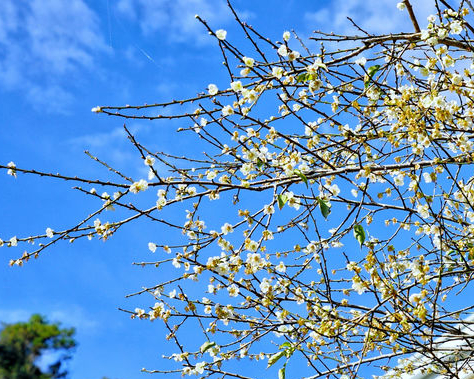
<box><xmin>317</xmin><ymin>198</ymin><xmax>331</xmax><ymax>219</ymax></box>
<box><xmin>364</xmin><ymin>64</ymin><xmax>380</xmax><ymax>88</ymax></box>
<box><xmin>279</xmin><ymin>342</ymin><xmax>291</xmax><ymax>349</ymax></box>
<box><xmin>200</xmin><ymin>341</ymin><xmax>216</xmax><ymax>353</ymax></box>
<box><xmin>278</xmin><ymin>367</ymin><xmax>286</xmax><ymax>379</ymax></box>
<box><xmin>296</xmin><ymin>73</ymin><xmax>318</xmax><ymax>83</ymax></box>
<box><xmin>285</xmin><ymin>346</ymin><xmax>295</xmax><ymax>358</ymax></box>
<box><xmin>353</xmin><ymin>224</ymin><xmax>366</xmax><ymax>247</ymax></box>
<box><xmin>367</xmin><ymin>64</ymin><xmax>381</xmax><ymax>76</ymax></box>
<box><xmin>296</xmin><ymin>73</ymin><xmax>310</xmax><ymax>83</ymax></box>
<box><xmin>277</xmin><ymin>194</ymin><xmax>288</xmax><ymax>210</ymax></box>
<box><xmin>294</xmin><ymin>169</ymin><xmax>308</xmax><ymax>188</ymax></box>
<box><xmin>256</xmin><ymin>158</ymin><xmax>265</xmax><ymax>170</ymax></box>
<box><xmin>267</xmin><ymin>350</ymin><xmax>286</xmax><ymax>368</ymax></box>
<box><xmin>468</xmin><ymin>248</ymin><xmax>474</xmax><ymax>260</ymax></box>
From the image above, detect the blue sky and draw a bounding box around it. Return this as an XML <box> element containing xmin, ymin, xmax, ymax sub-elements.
<box><xmin>0</xmin><ymin>1</ymin><xmax>435</xmax><ymax>378</ymax></box>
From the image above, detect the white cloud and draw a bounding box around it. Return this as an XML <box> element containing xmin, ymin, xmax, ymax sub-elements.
<box><xmin>70</xmin><ymin>126</ymin><xmax>130</xmax><ymax>149</ymax></box>
<box><xmin>305</xmin><ymin>0</ymin><xmax>435</xmax><ymax>35</ymax></box>
<box><xmin>0</xmin><ymin>0</ymin><xmax>107</xmax><ymax>112</ymax></box>
<box><xmin>69</xmin><ymin>122</ymin><xmax>176</xmax><ymax>178</ymax></box>
<box><xmin>115</xmin><ymin>0</ymin><xmax>233</xmax><ymax>44</ymax></box>
<box><xmin>68</xmin><ymin>125</ymin><xmax>141</xmax><ymax>169</ymax></box>
<box><xmin>49</xmin><ymin>307</ymin><xmax>98</xmax><ymax>332</ymax></box>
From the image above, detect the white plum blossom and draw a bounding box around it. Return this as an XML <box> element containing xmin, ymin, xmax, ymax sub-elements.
<box><xmin>148</xmin><ymin>242</ymin><xmax>157</xmax><ymax>253</ymax></box>
<box><xmin>417</xmin><ymin>204</ymin><xmax>430</xmax><ymax>219</ymax></box>
<box><xmin>45</xmin><ymin>228</ymin><xmax>54</xmax><ymax>238</ymax></box>
<box><xmin>396</xmin><ymin>2</ymin><xmax>406</xmax><ymax>10</ymax></box>
<box><xmin>240</xmin><ymin>162</ymin><xmax>253</xmax><ymax>176</ymax></box>
<box><xmin>215</xmin><ymin>29</ymin><xmax>227</xmax><ymax>40</ymax></box>
<box><xmin>394</xmin><ymin>173</ymin><xmax>405</xmax><ymax>187</ymax></box>
<box><xmin>222</xmin><ymin>105</ymin><xmax>234</xmax><ymax>116</ymax></box>
<box><xmin>277</xmin><ymin>45</ymin><xmax>288</xmax><ymax>57</ymax></box>
<box><xmin>284</xmin><ymin>191</ymin><xmax>301</xmax><ymax>210</ymax></box>
<box><xmin>144</xmin><ymin>155</ymin><xmax>155</xmax><ymax>166</ymax></box>
<box><xmin>157</xmin><ymin>189</ymin><xmax>166</xmax><ymax>197</ymax></box>
<box><xmin>355</xmin><ymin>56</ymin><xmax>367</xmax><ymax>66</ymax></box>
<box><xmin>240</xmin><ymin>67</ymin><xmax>250</xmax><ymax>76</ymax></box>
<box><xmin>420</xmin><ymin>29</ymin><xmax>430</xmax><ymax>41</ymax></box>
<box><xmin>243</xmin><ymin>56</ymin><xmax>254</xmax><ymax>67</ymax></box>
<box><xmin>230</xmin><ymin>81</ymin><xmax>243</xmax><ymax>92</ymax></box>
<box><xmin>329</xmin><ymin>184</ymin><xmax>340</xmax><ymax>196</ymax></box>
<box><xmin>194</xmin><ymin>362</ymin><xmax>206</xmax><ymax>375</ymax></box>
<box><xmin>423</xmin><ymin>172</ymin><xmax>433</xmax><ymax>183</ymax></box>
<box><xmin>206</xmin><ymin>171</ymin><xmax>217</xmax><ymax>180</ymax></box>
<box><xmin>409</xmin><ymin>292</ymin><xmax>423</xmax><ymax>304</ymax></box>
<box><xmin>283</xmin><ymin>31</ymin><xmax>290</xmax><ymax>41</ymax></box>
<box><xmin>450</xmin><ymin>21</ymin><xmax>463</xmax><ymax>35</ymax></box>
<box><xmin>130</xmin><ymin>179</ymin><xmax>148</xmax><ymax>194</ymax></box>
<box><xmin>442</xmin><ymin>55</ymin><xmax>455</xmax><ymax>67</ymax></box>
<box><xmin>171</xmin><ymin>257</ymin><xmax>181</xmax><ymax>268</ymax></box>
<box><xmin>263</xmin><ymin>204</ymin><xmax>275</xmax><ymax>215</ymax></box>
<box><xmin>259</xmin><ymin>278</ymin><xmax>271</xmax><ymax>293</ymax></box>
<box><xmin>438</xmin><ymin>28</ymin><xmax>448</xmax><ymax>38</ymax></box>
<box><xmin>245</xmin><ymin>239</ymin><xmax>259</xmax><ymax>252</ymax></box>
<box><xmin>148</xmin><ymin>168</ymin><xmax>156</xmax><ymax>180</ymax></box>
<box><xmin>275</xmin><ymin>262</ymin><xmax>286</xmax><ymax>273</ymax></box>
<box><xmin>305</xmin><ymin>241</ymin><xmax>318</xmax><ymax>254</ymax></box>
<box><xmin>288</xmin><ymin>50</ymin><xmax>300</xmax><ymax>61</ymax></box>
<box><xmin>208</xmin><ymin>84</ymin><xmax>218</xmax><ymax>95</ymax></box>
<box><xmin>272</xmin><ymin>66</ymin><xmax>284</xmax><ymax>79</ymax></box>
<box><xmin>135</xmin><ymin>308</ymin><xmax>145</xmax><ymax>317</ymax></box>
<box><xmin>156</xmin><ymin>197</ymin><xmax>167</xmax><ymax>209</ymax></box>
<box><xmin>221</xmin><ymin>223</ymin><xmax>234</xmax><ymax>235</ymax></box>
<box><xmin>228</xmin><ymin>284</ymin><xmax>239</xmax><ymax>297</ymax></box>
<box><xmin>420</xmin><ymin>95</ymin><xmax>432</xmax><ymax>108</ymax></box>
<box><xmin>7</xmin><ymin>162</ymin><xmax>16</xmax><ymax>177</ymax></box>
<box><xmin>352</xmin><ymin>277</ymin><xmax>366</xmax><ymax>294</ymax></box>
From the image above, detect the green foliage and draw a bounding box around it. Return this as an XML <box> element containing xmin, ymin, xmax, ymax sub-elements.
<box><xmin>294</xmin><ymin>169</ymin><xmax>308</xmax><ymax>188</ymax></box>
<box><xmin>0</xmin><ymin>314</ymin><xmax>76</xmax><ymax>379</ymax></box>
<box><xmin>353</xmin><ymin>224</ymin><xmax>366</xmax><ymax>247</ymax></box>
<box><xmin>277</xmin><ymin>194</ymin><xmax>288</xmax><ymax>210</ymax></box>
<box><xmin>295</xmin><ymin>72</ymin><xmax>316</xmax><ymax>83</ymax></box>
<box><xmin>364</xmin><ymin>64</ymin><xmax>380</xmax><ymax>88</ymax></box>
<box><xmin>316</xmin><ymin>198</ymin><xmax>331</xmax><ymax>219</ymax></box>
<box><xmin>200</xmin><ymin>341</ymin><xmax>216</xmax><ymax>353</ymax></box>
<box><xmin>267</xmin><ymin>343</ymin><xmax>295</xmax><ymax>378</ymax></box>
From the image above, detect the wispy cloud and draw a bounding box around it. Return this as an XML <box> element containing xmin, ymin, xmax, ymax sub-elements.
<box><xmin>304</xmin><ymin>0</ymin><xmax>435</xmax><ymax>35</ymax></box>
<box><xmin>69</xmin><ymin>122</ymin><xmax>177</xmax><ymax>179</ymax></box>
<box><xmin>0</xmin><ymin>0</ymin><xmax>107</xmax><ymax>113</ymax></box>
<box><xmin>115</xmin><ymin>0</ymin><xmax>235</xmax><ymax>45</ymax></box>
<box><xmin>49</xmin><ymin>307</ymin><xmax>99</xmax><ymax>332</ymax></box>
<box><xmin>70</xmin><ymin>126</ymin><xmax>131</xmax><ymax>150</ymax></box>
<box><xmin>69</xmin><ymin>126</ymin><xmax>137</xmax><ymax>168</ymax></box>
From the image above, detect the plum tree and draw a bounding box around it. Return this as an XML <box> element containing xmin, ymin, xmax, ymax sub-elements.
<box><xmin>3</xmin><ymin>1</ymin><xmax>474</xmax><ymax>378</ymax></box>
